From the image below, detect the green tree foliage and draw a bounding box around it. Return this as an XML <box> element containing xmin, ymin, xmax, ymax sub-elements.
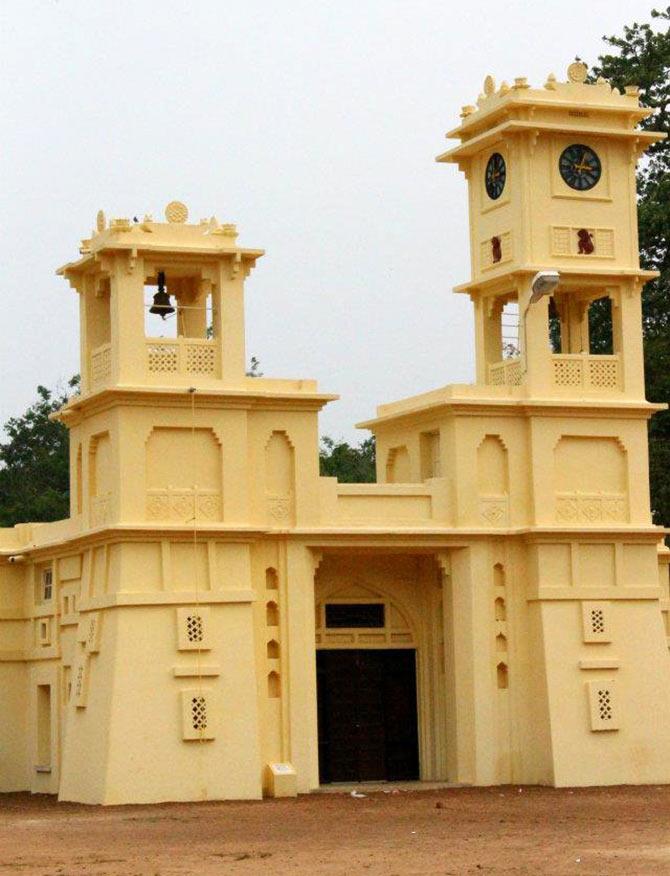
<box><xmin>0</xmin><ymin>377</ymin><xmax>79</xmax><ymax>527</ymax></box>
<box><xmin>319</xmin><ymin>436</ymin><xmax>376</xmax><ymax>482</ymax></box>
<box><xmin>587</xmin><ymin>8</ymin><xmax>670</xmax><ymax>525</ymax></box>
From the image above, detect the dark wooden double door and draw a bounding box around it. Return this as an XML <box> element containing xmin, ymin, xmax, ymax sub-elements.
<box><xmin>317</xmin><ymin>649</ymin><xmax>419</xmax><ymax>783</ymax></box>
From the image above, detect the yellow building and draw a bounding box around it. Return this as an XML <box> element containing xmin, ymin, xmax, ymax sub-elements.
<box><xmin>1</xmin><ymin>63</ymin><xmax>670</xmax><ymax>804</ymax></box>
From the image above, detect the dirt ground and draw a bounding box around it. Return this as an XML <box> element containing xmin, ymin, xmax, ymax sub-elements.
<box><xmin>2</xmin><ymin>785</ymin><xmax>670</xmax><ymax>875</ymax></box>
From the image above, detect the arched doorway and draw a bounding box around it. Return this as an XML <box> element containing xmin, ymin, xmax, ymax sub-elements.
<box><xmin>315</xmin><ymin>585</ymin><xmax>420</xmax><ymax>783</ymax></box>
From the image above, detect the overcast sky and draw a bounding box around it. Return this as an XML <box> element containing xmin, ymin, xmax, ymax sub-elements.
<box><xmin>0</xmin><ymin>0</ymin><xmax>648</xmax><ymax>442</ymax></box>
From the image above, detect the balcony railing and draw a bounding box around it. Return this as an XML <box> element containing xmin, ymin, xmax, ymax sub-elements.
<box><xmin>488</xmin><ymin>357</ymin><xmax>522</xmax><ymax>387</ymax></box>
<box><xmin>488</xmin><ymin>353</ymin><xmax>621</xmax><ymax>392</ymax></box>
<box><xmin>146</xmin><ymin>338</ymin><xmax>218</xmax><ymax>378</ymax></box>
<box><xmin>552</xmin><ymin>354</ymin><xmax>620</xmax><ymax>391</ymax></box>
<box><xmin>90</xmin><ymin>342</ymin><xmax>112</xmax><ymax>389</ymax></box>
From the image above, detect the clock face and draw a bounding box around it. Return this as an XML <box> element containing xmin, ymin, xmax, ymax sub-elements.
<box><xmin>559</xmin><ymin>144</ymin><xmax>602</xmax><ymax>191</ymax></box>
<box><xmin>485</xmin><ymin>153</ymin><xmax>506</xmax><ymax>200</ymax></box>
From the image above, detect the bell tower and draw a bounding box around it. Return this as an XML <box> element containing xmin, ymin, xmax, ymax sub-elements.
<box><xmin>438</xmin><ymin>62</ymin><xmax>663</xmax><ymax>400</ymax></box>
<box><xmin>56</xmin><ymin>201</ymin><xmax>333</xmax><ymax>532</ymax></box>
<box><xmin>59</xmin><ymin>201</ymin><xmax>262</xmax><ymax>395</ymax></box>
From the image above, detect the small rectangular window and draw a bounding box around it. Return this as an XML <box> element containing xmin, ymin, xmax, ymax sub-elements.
<box><xmin>36</xmin><ymin>684</ymin><xmax>52</xmax><ymax>769</ymax></box>
<box><xmin>325</xmin><ymin>603</ymin><xmax>385</xmax><ymax>629</ymax></box>
<box><xmin>42</xmin><ymin>569</ymin><xmax>53</xmax><ymax>602</ymax></box>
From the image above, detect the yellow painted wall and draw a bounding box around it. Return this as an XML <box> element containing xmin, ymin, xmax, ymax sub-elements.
<box><xmin>1</xmin><ymin>65</ymin><xmax>669</xmax><ymax>804</ymax></box>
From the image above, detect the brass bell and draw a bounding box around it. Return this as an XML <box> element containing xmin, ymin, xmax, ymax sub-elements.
<box><xmin>149</xmin><ymin>271</ymin><xmax>174</xmax><ymax>319</ymax></box>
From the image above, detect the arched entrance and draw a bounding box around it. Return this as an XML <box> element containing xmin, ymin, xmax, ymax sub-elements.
<box><xmin>315</xmin><ymin>583</ymin><xmax>420</xmax><ymax>783</ymax></box>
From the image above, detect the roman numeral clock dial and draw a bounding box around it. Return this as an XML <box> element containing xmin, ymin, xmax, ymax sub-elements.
<box><xmin>485</xmin><ymin>152</ymin><xmax>506</xmax><ymax>200</ymax></box>
<box><xmin>559</xmin><ymin>143</ymin><xmax>602</xmax><ymax>191</ymax></box>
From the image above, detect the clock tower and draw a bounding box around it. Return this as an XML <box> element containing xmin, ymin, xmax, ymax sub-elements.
<box><xmin>361</xmin><ymin>64</ymin><xmax>670</xmax><ymax>788</ymax></box>
<box><xmin>437</xmin><ymin>61</ymin><xmax>661</xmax><ymax>399</ymax></box>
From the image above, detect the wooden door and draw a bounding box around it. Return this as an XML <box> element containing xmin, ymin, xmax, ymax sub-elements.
<box><xmin>317</xmin><ymin>649</ymin><xmax>419</xmax><ymax>783</ymax></box>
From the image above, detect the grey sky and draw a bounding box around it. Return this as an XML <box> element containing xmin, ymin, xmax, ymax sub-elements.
<box><xmin>0</xmin><ymin>0</ymin><xmax>645</xmax><ymax>442</ymax></box>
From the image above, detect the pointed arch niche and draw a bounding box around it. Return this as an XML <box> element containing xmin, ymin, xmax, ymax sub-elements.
<box><xmin>265</xmin><ymin>431</ymin><xmax>296</xmax><ymax>525</ymax></box>
<box><xmin>386</xmin><ymin>446</ymin><xmax>411</xmax><ymax>483</ymax></box>
<box><xmin>89</xmin><ymin>432</ymin><xmax>112</xmax><ymax>527</ymax></box>
<box><xmin>477</xmin><ymin>435</ymin><xmax>510</xmax><ymax>526</ymax></box>
<box><xmin>145</xmin><ymin>427</ymin><xmax>222</xmax><ymax>522</ymax></box>
<box><xmin>554</xmin><ymin>435</ymin><xmax>628</xmax><ymax>523</ymax></box>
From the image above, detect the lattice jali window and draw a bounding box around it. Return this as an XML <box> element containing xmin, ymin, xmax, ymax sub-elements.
<box><xmin>488</xmin><ymin>358</ymin><xmax>522</xmax><ymax>387</ymax></box>
<box><xmin>177</xmin><ymin>606</ymin><xmax>211</xmax><ymax>651</ymax></box>
<box><xmin>582</xmin><ymin>602</ymin><xmax>611</xmax><ymax>643</ymax></box>
<box><xmin>147</xmin><ymin>343</ymin><xmax>179</xmax><ymax>373</ymax></box>
<box><xmin>187</xmin><ymin>614</ymin><xmax>204</xmax><ymax>643</ymax></box>
<box><xmin>507</xmin><ymin>360</ymin><xmax>523</xmax><ymax>385</ymax></box>
<box><xmin>180</xmin><ymin>689</ymin><xmax>215</xmax><ymax>740</ymax></box>
<box><xmin>591</xmin><ymin>609</ymin><xmax>605</xmax><ymax>634</ymax></box>
<box><xmin>73</xmin><ymin>657</ymin><xmax>89</xmax><ymax>708</ymax></box>
<box><xmin>489</xmin><ymin>364</ymin><xmax>506</xmax><ymax>386</ymax></box>
<box><xmin>185</xmin><ymin>343</ymin><xmax>216</xmax><ymax>375</ymax></box>
<box><xmin>85</xmin><ymin>612</ymin><xmax>101</xmax><ymax>654</ymax></box>
<box><xmin>588</xmin><ymin>358</ymin><xmax>618</xmax><ymax>389</ymax></box>
<box><xmin>587</xmin><ymin>680</ymin><xmax>619</xmax><ymax>731</ymax></box>
<box><xmin>191</xmin><ymin>695</ymin><xmax>207</xmax><ymax>729</ymax></box>
<box><xmin>553</xmin><ymin>358</ymin><xmax>582</xmax><ymax>386</ymax></box>
<box><xmin>90</xmin><ymin>343</ymin><xmax>112</xmax><ymax>387</ymax></box>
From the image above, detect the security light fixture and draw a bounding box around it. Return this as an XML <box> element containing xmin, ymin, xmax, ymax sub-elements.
<box><xmin>530</xmin><ymin>270</ymin><xmax>560</xmax><ymax>304</ymax></box>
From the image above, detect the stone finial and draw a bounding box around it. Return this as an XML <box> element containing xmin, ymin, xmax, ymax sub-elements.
<box><xmin>513</xmin><ymin>77</ymin><xmax>529</xmax><ymax>90</ymax></box>
<box><xmin>211</xmin><ymin>222</ymin><xmax>238</xmax><ymax>240</ymax></box>
<box><xmin>544</xmin><ymin>73</ymin><xmax>557</xmax><ymax>90</ymax></box>
<box><xmin>567</xmin><ymin>61</ymin><xmax>588</xmax><ymax>83</ymax></box>
<box><xmin>460</xmin><ymin>105</ymin><xmax>477</xmax><ymax>118</ymax></box>
<box><xmin>499</xmin><ymin>81</ymin><xmax>510</xmax><ymax>95</ymax></box>
<box><xmin>96</xmin><ymin>209</ymin><xmax>106</xmax><ymax>232</ymax></box>
<box><xmin>110</xmin><ymin>218</ymin><xmax>132</xmax><ymax>232</ymax></box>
<box><xmin>165</xmin><ymin>201</ymin><xmax>189</xmax><ymax>224</ymax></box>
<box><xmin>483</xmin><ymin>75</ymin><xmax>496</xmax><ymax>96</ymax></box>
<box><xmin>625</xmin><ymin>84</ymin><xmax>640</xmax><ymax>97</ymax></box>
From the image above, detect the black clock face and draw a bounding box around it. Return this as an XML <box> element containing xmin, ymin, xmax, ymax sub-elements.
<box><xmin>485</xmin><ymin>153</ymin><xmax>506</xmax><ymax>200</ymax></box>
<box><xmin>559</xmin><ymin>144</ymin><xmax>602</xmax><ymax>191</ymax></box>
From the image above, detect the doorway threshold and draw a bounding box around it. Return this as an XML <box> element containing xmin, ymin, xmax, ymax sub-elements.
<box><xmin>316</xmin><ymin>780</ymin><xmax>465</xmax><ymax>794</ymax></box>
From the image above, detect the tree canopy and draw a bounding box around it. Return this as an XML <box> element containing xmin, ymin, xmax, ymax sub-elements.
<box><xmin>587</xmin><ymin>8</ymin><xmax>670</xmax><ymax>525</ymax></box>
<box><xmin>319</xmin><ymin>436</ymin><xmax>376</xmax><ymax>483</ymax></box>
<box><xmin>0</xmin><ymin>377</ymin><xmax>78</xmax><ymax>527</ymax></box>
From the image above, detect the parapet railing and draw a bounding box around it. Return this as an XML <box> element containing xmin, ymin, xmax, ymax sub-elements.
<box><xmin>90</xmin><ymin>342</ymin><xmax>112</xmax><ymax>389</ymax></box>
<box><xmin>145</xmin><ymin>337</ymin><xmax>218</xmax><ymax>378</ymax></box>
<box><xmin>488</xmin><ymin>357</ymin><xmax>523</xmax><ymax>386</ymax></box>
<box><xmin>488</xmin><ymin>353</ymin><xmax>620</xmax><ymax>391</ymax></box>
<box><xmin>552</xmin><ymin>353</ymin><xmax>620</xmax><ymax>391</ymax></box>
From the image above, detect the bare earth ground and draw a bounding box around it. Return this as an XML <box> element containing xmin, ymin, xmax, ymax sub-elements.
<box><xmin>2</xmin><ymin>786</ymin><xmax>670</xmax><ymax>875</ymax></box>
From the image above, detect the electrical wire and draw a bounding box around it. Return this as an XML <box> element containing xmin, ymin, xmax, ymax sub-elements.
<box><xmin>188</xmin><ymin>385</ymin><xmax>207</xmax><ymax>800</ymax></box>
